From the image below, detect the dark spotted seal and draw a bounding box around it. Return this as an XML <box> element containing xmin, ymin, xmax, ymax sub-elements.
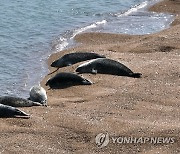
<box><xmin>46</xmin><ymin>72</ymin><xmax>92</xmax><ymax>89</ymax></box>
<box><xmin>29</xmin><ymin>85</ymin><xmax>47</xmax><ymax>106</ymax></box>
<box><xmin>0</xmin><ymin>96</ymin><xmax>43</xmax><ymax>107</ymax></box>
<box><xmin>0</xmin><ymin>104</ymin><xmax>29</xmax><ymax>118</ymax></box>
<box><xmin>76</xmin><ymin>58</ymin><xmax>142</xmax><ymax>78</ymax></box>
<box><xmin>49</xmin><ymin>52</ymin><xmax>105</xmax><ymax>74</ymax></box>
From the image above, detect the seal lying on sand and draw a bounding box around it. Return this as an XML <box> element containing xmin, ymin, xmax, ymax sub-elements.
<box><xmin>46</xmin><ymin>72</ymin><xmax>92</xmax><ymax>89</ymax></box>
<box><xmin>49</xmin><ymin>52</ymin><xmax>105</xmax><ymax>74</ymax></box>
<box><xmin>29</xmin><ymin>85</ymin><xmax>47</xmax><ymax>106</ymax></box>
<box><xmin>0</xmin><ymin>104</ymin><xmax>29</xmax><ymax>118</ymax></box>
<box><xmin>76</xmin><ymin>58</ymin><xmax>142</xmax><ymax>78</ymax></box>
<box><xmin>0</xmin><ymin>96</ymin><xmax>43</xmax><ymax>107</ymax></box>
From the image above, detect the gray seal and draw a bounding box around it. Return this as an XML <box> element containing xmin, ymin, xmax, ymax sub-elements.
<box><xmin>76</xmin><ymin>58</ymin><xmax>142</xmax><ymax>78</ymax></box>
<box><xmin>46</xmin><ymin>72</ymin><xmax>92</xmax><ymax>89</ymax></box>
<box><xmin>0</xmin><ymin>103</ymin><xmax>29</xmax><ymax>118</ymax></box>
<box><xmin>29</xmin><ymin>85</ymin><xmax>47</xmax><ymax>106</ymax></box>
<box><xmin>49</xmin><ymin>52</ymin><xmax>105</xmax><ymax>74</ymax></box>
<box><xmin>0</xmin><ymin>96</ymin><xmax>43</xmax><ymax>107</ymax></box>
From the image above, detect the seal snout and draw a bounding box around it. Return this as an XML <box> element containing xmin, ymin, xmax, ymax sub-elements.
<box><xmin>45</xmin><ymin>80</ymin><xmax>50</xmax><ymax>86</ymax></box>
<box><xmin>50</xmin><ymin>61</ymin><xmax>57</xmax><ymax>67</ymax></box>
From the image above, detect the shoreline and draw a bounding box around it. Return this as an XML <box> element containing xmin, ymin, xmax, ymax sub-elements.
<box><xmin>0</xmin><ymin>0</ymin><xmax>179</xmax><ymax>153</ymax></box>
<box><xmin>149</xmin><ymin>0</ymin><xmax>180</xmax><ymax>26</ymax></box>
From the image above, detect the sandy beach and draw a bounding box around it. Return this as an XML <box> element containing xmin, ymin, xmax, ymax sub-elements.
<box><xmin>0</xmin><ymin>0</ymin><xmax>180</xmax><ymax>153</ymax></box>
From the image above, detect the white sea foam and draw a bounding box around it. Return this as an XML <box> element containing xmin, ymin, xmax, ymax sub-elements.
<box><xmin>55</xmin><ymin>37</ymin><xmax>69</xmax><ymax>52</ymax></box>
<box><xmin>116</xmin><ymin>1</ymin><xmax>148</xmax><ymax>17</ymax></box>
<box><xmin>56</xmin><ymin>20</ymin><xmax>107</xmax><ymax>52</ymax></box>
<box><xmin>72</xmin><ymin>20</ymin><xmax>107</xmax><ymax>38</ymax></box>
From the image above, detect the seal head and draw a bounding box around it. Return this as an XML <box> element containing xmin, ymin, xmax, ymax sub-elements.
<box><xmin>29</xmin><ymin>85</ymin><xmax>47</xmax><ymax>106</ymax></box>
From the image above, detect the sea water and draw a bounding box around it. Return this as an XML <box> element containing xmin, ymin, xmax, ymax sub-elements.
<box><xmin>0</xmin><ymin>0</ymin><xmax>174</xmax><ymax>97</ymax></box>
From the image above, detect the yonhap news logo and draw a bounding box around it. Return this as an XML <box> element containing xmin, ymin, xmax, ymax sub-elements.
<box><xmin>95</xmin><ymin>133</ymin><xmax>110</xmax><ymax>148</ymax></box>
<box><xmin>95</xmin><ymin>133</ymin><xmax>175</xmax><ymax>148</ymax></box>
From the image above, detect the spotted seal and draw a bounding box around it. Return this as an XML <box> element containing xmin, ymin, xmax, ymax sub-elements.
<box><xmin>0</xmin><ymin>96</ymin><xmax>43</xmax><ymax>107</ymax></box>
<box><xmin>49</xmin><ymin>52</ymin><xmax>105</xmax><ymax>74</ymax></box>
<box><xmin>46</xmin><ymin>72</ymin><xmax>92</xmax><ymax>89</ymax></box>
<box><xmin>0</xmin><ymin>103</ymin><xmax>29</xmax><ymax>118</ymax></box>
<box><xmin>76</xmin><ymin>58</ymin><xmax>142</xmax><ymax>78</ymax></box>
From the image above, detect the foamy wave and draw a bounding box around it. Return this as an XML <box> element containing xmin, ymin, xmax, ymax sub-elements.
<box><xmin>116</xmin><ymin>1</ymin><xmax>148</xmax><ymax>17</ymax></box>
<box><xmin>72</xmin><ymin>20</ymin><xmax>107</xmax><ymax>38</ymax></box>
<box><xmin>55</xmin><ymin>37</ymin><xmax>69</xmax><ymax>51</ymax></box>
<box><xmin>55</xmin><ymin>20</ymin><xmax>107</xmax><ymax>52</ymax></box>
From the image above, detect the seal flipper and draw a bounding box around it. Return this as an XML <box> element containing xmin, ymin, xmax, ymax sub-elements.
<box><xmin>91</xmin><ymin>69</ymin><xmax>97</xmax><ymax>74</ymax></box>
<box><xmin>129</xmin><ymin>73</ymin><xmax>142</xmax><ymax>78</ymax></box>
<box><xmin>67</xmin><ymin>63</ymin><xmax>72</xmax><ymax>66</ymax></box>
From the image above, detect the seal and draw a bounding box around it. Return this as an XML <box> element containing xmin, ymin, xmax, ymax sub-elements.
<box><xmin>0</xmin><ymin>96</ymin><xmax>43</xmax><ymax>107</ymax></box>
<box><xmin>49</xmin><ymin>52</ymin><xmax>105</xmax><ymax>74</ymax></box>
<box><xmin>76</xmin><ymin>58</ymin><xmax>142</xmax><ymax>78</ymax></box>
<box><xmin>0</xmin><ymin>103</ymin><xmax>29</xmax><ymax>118</ymax></box>
<box><xmin>29</xmin><ymin>85</ymin><xmax>47</xmax><ymax>106</ymax></box>
<box><xmin>46</xmin><ymin>72</ymin><xmax>92</xmax><ymax>89</ymax></box>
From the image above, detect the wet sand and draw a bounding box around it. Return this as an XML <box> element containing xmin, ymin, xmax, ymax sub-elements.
<box><xmin>0</xmin><ymin>0</ymin><xmax>180</xmax><ymax>153</ymax></box>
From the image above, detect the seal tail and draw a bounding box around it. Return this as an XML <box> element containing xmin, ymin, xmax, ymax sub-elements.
<box><xmin>130</xmin><ymin>73</ymin><xmax>142</xmax><ymax>78</ymax></box>
<box><xmin>82</xmin><ymin>79</ymin><xmax>93</xmax><ymax>85</ymax></box>
<box><xmin>14</xmin><ymin>108</ymin><xmax>30</xmax><ymax>117</ymax></box>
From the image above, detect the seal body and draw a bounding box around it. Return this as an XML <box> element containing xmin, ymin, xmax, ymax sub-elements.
<box><xmin>76</xmin><ymin>58</ymin><xmax>142</xmax><ymax>78</ymax></box>
<box><xmin>51</xmin><ymin>52</ymin><xmax>106</xmax><ymax>68</ymax></box>
<box><xmin>0</xmin><ymin>96</ymin><xmax>43</xmax><ymax>107</ymax></box>
<box><xmin>0</xmin><ymin>104</ymin><xmax>29</xmax><ymax>118</ymax></box>
<box><xmin>29</xmin><ymin>85</ymin><xmax>47</xmax><ymax>105</ymax></box>
<box><xmin>46</xmin><ymin>72</ymin><xmax>92</xmax><ymax>89</ymax></box>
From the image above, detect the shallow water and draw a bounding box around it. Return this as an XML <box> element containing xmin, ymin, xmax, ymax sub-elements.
<box><xmin>0</xmin><ymin>0</ymin><xmax>174</xmax><ymax>97</ymax></box>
